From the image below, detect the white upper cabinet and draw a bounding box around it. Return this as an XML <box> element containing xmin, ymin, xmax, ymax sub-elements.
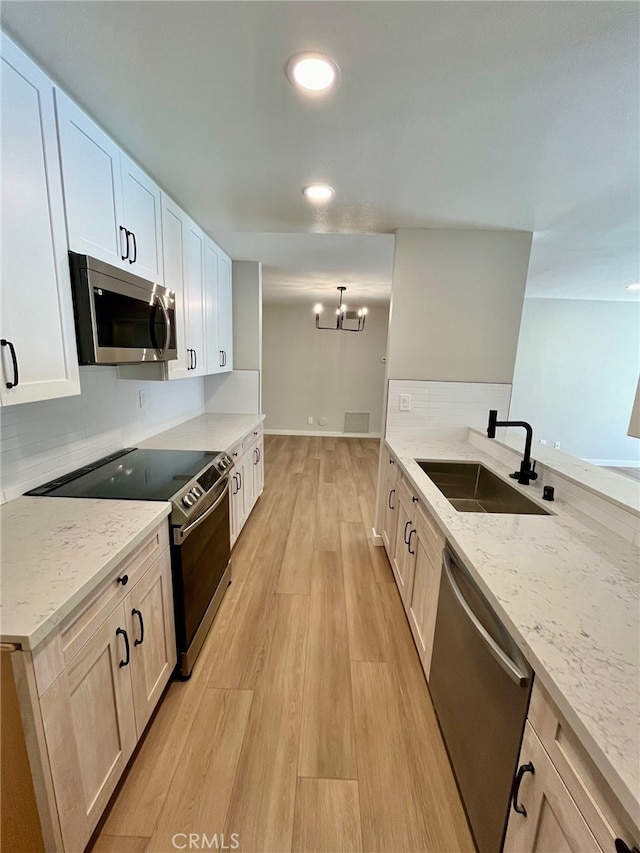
<box><xmin>183</xmin><ymin>217</ymin><xmax>206</xmax><ymax>377</ymax></box>
<box><xmin>0</xmin><ymin>34</ymin><xmax>80</xmax><ymax>406</ymax></box>
<box><xmin>55</xmin><ymin>90</ymin><xmax>163</xmax><ymax>282</ymax></box>
<box><xmin>120</xmin><ymin>154</ymin><xmax>163</xmax><ymax>282</ymax></box>
<box><xmin>204</xmin><ymin>237</ymin><xmax>221</xmax><ymax>373</ymax></box>
<box><xmin>55</xmin><ymin>89</ymin><xmax>125</xmax><ymax>265</ymax></box>
<box><xmin>160</xmin><ymin>194</ymin><xmax>189</xmax><ymax>380</ymax></box>
<box><xmin>160</xmin><ymin>195</ymin><xmax>206</xmax><ymax>379</ymax></box>
<box><xmin>217</xmin><ymin>251</ymin><xmax>233</xmax><ymax>373</ymax></box>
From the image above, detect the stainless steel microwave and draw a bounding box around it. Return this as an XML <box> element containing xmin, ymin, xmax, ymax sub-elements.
<box><xmin>69</xmin><ymin>253</ymin><xmax>177</xmax><ymax>365</ymax></box>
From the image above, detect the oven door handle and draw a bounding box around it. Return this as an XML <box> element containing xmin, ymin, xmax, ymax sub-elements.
<box><xmin>154</xmin><ymin>294</ymin><xmax>172</xmax><ymax>360</ymax></box>
<box><xmin>442</xmin><ymin>548</ymin><xmax>530</xmax><ymax>687</ymax></box>
<box><xmin>174</xmin><ymin>477</ymin><xmax>229</xmax><ymax>544</ymax></box>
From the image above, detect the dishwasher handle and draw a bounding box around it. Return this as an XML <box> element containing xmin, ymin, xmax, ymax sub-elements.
<box><xmin>442</xmin><ymin>548</ymin><xmax>531</xmax><ymax>687</ymax></box>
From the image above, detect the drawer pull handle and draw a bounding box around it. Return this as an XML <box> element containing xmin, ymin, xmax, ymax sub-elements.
<box><xmin>132</xmin><ymin>608</ymin><xmax>145</xmax><ymax>646</ymax></box>
<box><xmin>512</xmin><ymin>762</ymin><xmax>535</xmax><ymax>816</ymax></box>
<box><xmin>117</xmin><ymin>574</ymin><xmax>129</xmax><ymax>586</ymax></box>
<box><xmin>388</xmin><ymin>488</ymin><xmax>395</xmax><ymax>510</ymax></box>
<box><xmin>615</xmin><ymin>840</ymin><xmax>640</xmax><ymax>853</ymax></box>
<box><xmin>116</xmin><ymin>627</ymin><xmax>130</xmax><ymax>668</ymax></box>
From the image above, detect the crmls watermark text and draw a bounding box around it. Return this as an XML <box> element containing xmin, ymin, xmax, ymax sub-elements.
<box><xmin>172</xmin><ymin>833</ymin><xmax>240</xmax><ymax>850</ymax></box>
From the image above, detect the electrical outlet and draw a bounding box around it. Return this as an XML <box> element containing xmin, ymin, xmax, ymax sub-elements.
<box><xmin>138</xmin><ymin>390</ymin><xmax>147</xmax><ymax>409</ymax></box>
<box><xmin>539</xmin><ymin>439</ymin><xmax>547</xmax><ymax>445</ymax></box>
<box><xmin>554</xmin><ymin>441</ymin><xmax>561</xmax><ymax>449</ymax></box>
<box><xmin>307</xmin><ymin>416</ymin><xmax>313</xmax><ymax>425</ymax></box>
<box><xmin>399</xmin><ymin>394</ymin><xmax>412</xmax><ymax>412</ymax></box>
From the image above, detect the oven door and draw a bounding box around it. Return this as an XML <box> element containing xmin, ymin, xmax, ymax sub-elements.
<box><xmin>170</xmin><ymin>477</ymin><xmax>231</xmax><ymax>677</ymax></box>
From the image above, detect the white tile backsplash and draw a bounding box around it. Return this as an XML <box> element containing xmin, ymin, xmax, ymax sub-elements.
<box><xmin>0</xmin><ymin>367</ymin><xmax>204</xmax><ymax>502</ymax></box>
<box><xmin>386</xmin><ymin>380</ymin><xmax>512</xmax><ymax>437</ymax></box>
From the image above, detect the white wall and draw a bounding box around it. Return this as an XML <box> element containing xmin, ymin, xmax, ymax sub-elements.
<box><xmin>0</xmin><ymin>368</ymin><xmax>204</xmax><ymax>502</ymax></box>
<box><xmin>510</xmin><ymin>298</ymin><xmax>640</xmax><ymax>464</ymax></box>
<box><xmin>262</xmin><ymin>303</ymin><xmax>389</xmax><ymax>435</ymax></box>
<box><xmin>387</xmin><ymin>229</ymin><xmax>533</xmax><ymax>382</ymax></box>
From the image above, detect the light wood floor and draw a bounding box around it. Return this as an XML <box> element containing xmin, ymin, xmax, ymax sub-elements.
<box><xmin>93</xmin><ymin>435</ymin><xmax>474</xmax><ymax>853</ymax></box>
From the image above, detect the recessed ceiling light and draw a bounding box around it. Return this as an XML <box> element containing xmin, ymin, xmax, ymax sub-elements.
<box><xmin>285</xmin><ymin>52</ymin><xmax>340</xmax><ymax>93</ymax></box>
<box><xmin>626</xmin><ymin>283</ymin><xmax>640</xmax><ymax>291</ymax></box>
<box><xmin>303</xmin><ymin>184</ymin><xmax>335</xmax><ymax>202</ymax></box>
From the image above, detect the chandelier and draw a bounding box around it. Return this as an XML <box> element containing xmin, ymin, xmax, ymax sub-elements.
<box><xmin>314</xmin><ymin>287</ymin><xmax>368</xmax><ymax>332</ymax></box>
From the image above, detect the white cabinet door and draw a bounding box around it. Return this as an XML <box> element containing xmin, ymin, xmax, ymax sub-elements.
<box><xmin>183</xmin><ymin>217</ymin><xmax>206</xmax><ymax>376</ymax></box>
<box><xmin>161</xmin><ymin>194</ymin><xmax>189</xmax><ymax>380</ymax></box>
<box><xmin>217</xmin><ymin>251</ymin><xmax>233</xmax><ymax>372</ymax></box>
<box><xmin>127</xmin><ymin>549</ymin><xmax>176</xmax><ymax>735</ymax></box>
<box><xmin>0</xmin><ymin>35</ymin><xmax>80</xmax><ymax>406</ymax></box>
<box><xmin>120</xmin><ymin>154</ymin><xmax>163</xmax><ymax>283</ymax></box>
<box><xmin>55</xmin><ymin>89</ymin><xmax>126</xmax><ymax>266</ymax></box>
<box><xmin>204</xmin><ymin>237</ymin><xmax>221</xmax><ymax>373</ymax></box>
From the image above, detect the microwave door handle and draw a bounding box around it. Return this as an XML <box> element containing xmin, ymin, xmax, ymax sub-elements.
<box><xmin>155</xmin><ymin>295</ymin><xmax>171</xmax><ymax>359</ymax></box>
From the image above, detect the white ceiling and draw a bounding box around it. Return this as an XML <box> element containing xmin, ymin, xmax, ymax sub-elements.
<box><xmin>2</xmin><ymin>1</ymin><xmax>638</xmax><ymax>304</ymax></box>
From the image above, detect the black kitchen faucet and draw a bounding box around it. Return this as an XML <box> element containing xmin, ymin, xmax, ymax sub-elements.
<box><xmin>486</xmin><ymin>409</ymin><xmax>538</xmax><ymax>485</ymax></box>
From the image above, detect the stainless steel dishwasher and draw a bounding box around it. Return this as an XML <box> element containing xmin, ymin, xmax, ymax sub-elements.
<box><xmin>429</xmin><ymin>546</ymin><xmax>533</xmax><ymax>853</ymax></box>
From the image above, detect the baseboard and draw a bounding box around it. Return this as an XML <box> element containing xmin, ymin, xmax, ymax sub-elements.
<box><xmin>586</xmin><ymin>459</ymin><xmax>640</xmax><ymax>467</ymax></box>
<box><xmin>372</xmin><ymin>527</ymin><xmax>384</xmax><ymax>547</ymax></box>
<box><xmin>264</xmin><ymin>429</ymin><xmax>382</xmax><ymax>439</ymax></box>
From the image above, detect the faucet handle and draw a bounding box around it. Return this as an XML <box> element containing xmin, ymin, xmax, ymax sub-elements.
<box><xmin>529</xmin><ymin>459</ymin><xmax>538</xmax><ymax>481</ymax></box>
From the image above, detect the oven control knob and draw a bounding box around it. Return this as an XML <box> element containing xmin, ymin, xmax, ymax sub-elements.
<box><xmin>182</xmin><ymin>494</ymin><xmax>195</xmax><ymax>508</ymax></box>
<box><xmin>190</xmin><ymin>487</ymin><xmax>201</xmax><ymax>499</ymax></box>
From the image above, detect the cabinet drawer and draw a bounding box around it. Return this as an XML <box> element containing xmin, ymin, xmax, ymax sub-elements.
<box><xmin>32</xmin><ymin>525</ymin><xmax>169</xmax><ymax>694</ymax></box>
<box><xmin>384</xmin><ymin>446</ymin><xmax>400</xmax><ymax>485</ymax></box>
<box><xmin>528</xmin><ymin>682</ymin><xmax>639</xmax><ymax>852</ymax></box>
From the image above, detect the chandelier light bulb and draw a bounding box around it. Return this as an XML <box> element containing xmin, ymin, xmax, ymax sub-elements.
<box><xmin>314</xmin><ymin>304</ymin><xmax>323</xmax><ymax>314</ymax></box>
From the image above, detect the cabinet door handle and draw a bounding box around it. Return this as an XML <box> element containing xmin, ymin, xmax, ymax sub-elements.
<box><xmin>222</xmin><ymin>350</ymin><xmax>227</xmax><ymax>367</ymax></box>
<box><xmin>403</xmin><ymin>520</ymin><xmax>411</xmax><ymax>545</ymax></box>
<box><xmin>388</xmin><ymin>488</ymin><xmax>395</xmax><ymax>510</ymax></box>
<box><xmin>116</xmin><ymin>627</ymin><xmax>130</xmax><ymax>667</ymax></box>
<box><xmin>129</xmin><ymin>230</ymin><xmax>137</xmax><ymax>264</ymax></box>
<box><xmin>238</xmin><ymin>470</ymin><xmax>242</xmax><ymax>490</ymax></box>
<box><xmin>615</xmin><ymin>840</ymin><xmax>640</xmax><ymax>853</ymax></box>
<box><xmin>511</xmin><ymin>762</ymin><xmax>535</xmax><ymax>816</ymax></box>
<box><xmin>132</xmin><ymin>608</ymin><xmax>144</xmax><ymax>646</ymax></box>
<box><xmin>193</xmin><ymin>348</ymin><xmax>197</xmax><ymax>370</ymax></box>
<box><xmin>119</xmin><ymin>225</ymin><xmax>129</xmax><ymax>261</ymax></box>
<box><xmin>408</xmin><ymin>528</ymin><xmax>416</xmax><ymax>555</ymax></box>
<box><xmin>1</xmin><ymin>339</ymin><xmax>19</xmax><ymax>389</ymax></box>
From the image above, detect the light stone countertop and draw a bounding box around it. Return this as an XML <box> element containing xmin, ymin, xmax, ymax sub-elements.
<box><xmin>385</xmin><ymin>429</ymin><xmax>640</xmax><ymax>829</ymax></box>
<box><xmin>139</xmin><ymin>413</ymin><xmax>265</xmax><ymax>453</ymax></box>
<box><xmin>0</xmin><ymin>497</ymin><xmax>170</xmax><ymax>650</ymax></box>
<box><xmin>0</xmin><ymin>412</ymin><xmax>264</xmax><ymax>653</ymax></box>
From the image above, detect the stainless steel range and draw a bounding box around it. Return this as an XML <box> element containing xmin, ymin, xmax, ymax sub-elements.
<box><xmin>27</xmin><ymin>447</ymin><xmax>234</xmax><ymax>678</ymax></box>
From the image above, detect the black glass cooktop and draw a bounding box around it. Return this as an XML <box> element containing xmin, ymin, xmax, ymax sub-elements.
<box><xmin>27</xmin><ymin>448</ymin><xmax>218</xmax><ymax>501</ymax></box>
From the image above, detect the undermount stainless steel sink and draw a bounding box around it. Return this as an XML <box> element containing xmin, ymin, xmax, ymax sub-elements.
<box><xmin>415</xmin><ymin>460</ymin><xmax>551</xmax><ymax>515</ymax></box>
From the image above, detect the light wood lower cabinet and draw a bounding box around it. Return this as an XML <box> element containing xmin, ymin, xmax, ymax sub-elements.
<box><xmin>40</xmin><ymin>603</ymin><xmax>138</xmax><ymax>852</ymax></box>
<box><xmin>230</xmin><ymin>426</ymin><xmax>264</xmax><ymax>547</ymax></box>
<box><xmin>380</xmin><ymin>447</ymin><xmax>399</xmax><ymax>559</ymax></box>
<box><xmin>8</xmin><ymin>527</ymin><xmax>176</xmax><ymax>853</ymax></box>
<box><xmin>505</xmin><ymin>684</ymin><xmax>639</xmax><ymax>853</ymax></box>
<box><xmin>504</xmin><ymin>723</ymin><xmax>602</xmax><ymax>853</ymax></box>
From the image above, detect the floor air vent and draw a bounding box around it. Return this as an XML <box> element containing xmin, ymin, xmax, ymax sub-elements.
<box><xmin>344</xmin><ymin>412</ymin><xmax>370</xmax><ymax>433</ymax></box>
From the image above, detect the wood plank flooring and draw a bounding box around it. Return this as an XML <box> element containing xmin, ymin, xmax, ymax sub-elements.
<box><xmin>93</xmin><ymin>436</ymin><xmax>473</xmax><ymax>853</ymax></box>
